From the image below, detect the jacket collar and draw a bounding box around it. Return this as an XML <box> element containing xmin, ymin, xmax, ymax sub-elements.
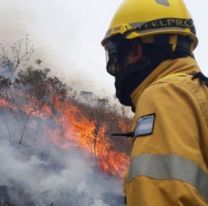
<box><xmin>131</xmin><ymin>57</ymin><xmax>200</xmax><ymax>107</ymax></box>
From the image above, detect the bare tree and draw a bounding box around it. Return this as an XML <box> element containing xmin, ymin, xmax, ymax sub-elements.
<box><xmin>0</xmin><ymin>35</ymin><xmax>34</xmax><ymax>74</ymax></box>
<box><xmin>13</xmin><ymin>65</ymin><xmax>67</xmax><ymax>144</ymax></box>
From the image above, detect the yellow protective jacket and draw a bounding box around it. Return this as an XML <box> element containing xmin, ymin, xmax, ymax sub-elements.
<box><xmin>125</xmin><ymin>57</ymin><xmax>208</xmax><ymax>206</ymax></box>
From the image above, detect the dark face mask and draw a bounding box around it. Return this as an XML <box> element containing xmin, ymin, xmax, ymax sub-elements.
<box><xmin>114</xmin><ymin>56</ymin><xmax>152</xmax><ymax>106</ymax></box>
<box><xmin>104</xmin><ymin>37</ymin><xmax>153</xmax><ymax>107</ymax></box>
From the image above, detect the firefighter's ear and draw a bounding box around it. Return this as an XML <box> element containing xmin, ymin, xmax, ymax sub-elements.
<box><xmin>128</xmin><ymin>42</ymin><xmax>143</xmax><ymax>64</ymax></box>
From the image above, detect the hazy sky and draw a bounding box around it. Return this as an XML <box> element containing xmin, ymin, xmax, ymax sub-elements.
<box><xmin>0</xmin><ymin>0</ymin><xmax>207</xmax><ymax>95</ymax></box>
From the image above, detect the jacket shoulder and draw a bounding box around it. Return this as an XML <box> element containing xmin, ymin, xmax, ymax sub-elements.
<box><xmin>135</xmin><ymin>73</ymin><xmax>202</xmax><ymax>117</ymax></box>
<box><xmin>143</xmin><ymin>73</ymin><xmax>208</xmax><ymax>124</ymax></box>
<box><xmin>152</xmin><ymin>73</ymin><xmax>194</xmax><ymax>87</ymax></box>
<box><xmin>149</xmin><ymin>73</ymin><xmax>208</xmax><ymax>97</ymax></box>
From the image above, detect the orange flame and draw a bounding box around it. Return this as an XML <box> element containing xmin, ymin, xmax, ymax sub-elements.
<box><xmin>0</xmin><ymin>97</ymin><xmax>130</xmax><ymax>178</ymax></box>
<box><xmin>55</xmin><ymin>100</ymin><xmax>130</xmax><ymax>177</ymax></box>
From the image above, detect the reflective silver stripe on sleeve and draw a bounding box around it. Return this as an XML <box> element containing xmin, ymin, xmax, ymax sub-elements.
<box><xmin>128</xmin><ymin>154</ymin><xmax>208</xmax><ymax>201</ymax></box>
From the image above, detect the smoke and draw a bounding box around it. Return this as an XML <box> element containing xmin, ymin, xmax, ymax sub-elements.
<box><xmin>0</xmin><ymin>0</ymin><xmax>124</xmax><ymax>96</ymax></box>
<box><xmin>0</xmin><ymin>109</ymin><xmax>123</xmax><ymax>206</ymax></box>
<box><xmin>0</xmin><ymin>2</ymin><xmax>127</xmax><ymax>204</ymax></box>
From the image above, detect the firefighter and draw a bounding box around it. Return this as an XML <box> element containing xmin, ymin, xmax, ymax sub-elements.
<box><xmin>101</xmin><ymin>0</ymin><xmax>208</xmax><ymax>205</ymax></box>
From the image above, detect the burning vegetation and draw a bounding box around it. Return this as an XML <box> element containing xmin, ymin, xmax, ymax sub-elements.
<box><xmin>0</xmin><ymin>39</ymin><xmax>132</xmax><ymax>206</ymax></box>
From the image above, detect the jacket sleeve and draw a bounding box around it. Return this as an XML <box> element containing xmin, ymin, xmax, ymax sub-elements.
<box><xmin>125</xmin><ymin>81</ymin><xmax>208</xmax><ymax>206</ymax></box>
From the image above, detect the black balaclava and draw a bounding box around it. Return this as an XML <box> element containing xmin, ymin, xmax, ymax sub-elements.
<box><xmin>114</xmin><ymin>35</ymin><xmax>192</xmax><ymax>109</ymax></box>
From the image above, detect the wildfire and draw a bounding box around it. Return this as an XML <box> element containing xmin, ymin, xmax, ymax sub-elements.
<box><xmin>0</xmin><ymin>97</ymin><xmax>130</xmax><ymax>178</ymax></box>
<box><xmin>55</xmin><ymin>100</ymin><xmax>130</xmax><ymax>178</ymax></box>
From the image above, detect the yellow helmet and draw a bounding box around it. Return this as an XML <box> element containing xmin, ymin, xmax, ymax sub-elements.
<box><xmin>102</xmin><ymin>0</ymin><xmax>198</xmax><ymax>50</ymax></box>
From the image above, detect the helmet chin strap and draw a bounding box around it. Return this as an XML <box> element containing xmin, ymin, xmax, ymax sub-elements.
<box><xmin>115</xmin><ymin>56</ymin><xmax>152</xmax><ymax>107</ymax></box>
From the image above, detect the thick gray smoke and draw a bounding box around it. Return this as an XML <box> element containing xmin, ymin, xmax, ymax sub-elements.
<box><xmin>0</xmin><ymin>108</ymin><xmax>123</xmax><ymax>206</ymax></box>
